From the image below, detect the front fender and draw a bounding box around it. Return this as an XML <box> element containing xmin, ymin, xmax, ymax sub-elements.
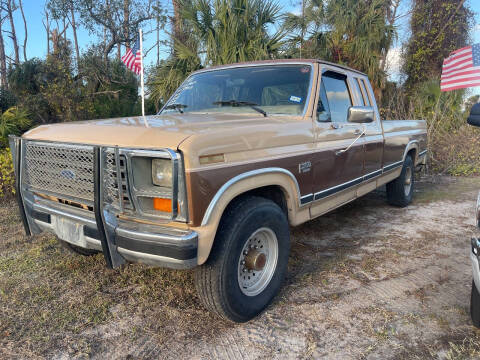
<box><xmin>191</xmin><ymin>168</ymin><xmax>308</xmax><ymax>264</ymax></box>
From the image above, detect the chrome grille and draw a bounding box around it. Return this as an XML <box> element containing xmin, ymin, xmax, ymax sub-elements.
<box><xmin>103</xmin><ymin>151</ymin><xmax>133</xmax><ymax>211</ymax></box>
<box><xmin>23</xmin><ymin>141</ymin><xmax>95</xmax><ymax>203</ymax></box>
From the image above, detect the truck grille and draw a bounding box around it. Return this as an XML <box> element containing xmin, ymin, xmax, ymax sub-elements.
<box><xmin>23</xmin><ymin>141</ymin><xmax>133</xmax><ymax>211</ymax></box>
<box><xmin>104</xmin><ymin>151</ymin><xmax>133</xmax><ymax>211</ymax></box>
<box><xmin>23</xmin><ymin>141</ymin><xmax>95</xmax><ymax>203</ymax></box>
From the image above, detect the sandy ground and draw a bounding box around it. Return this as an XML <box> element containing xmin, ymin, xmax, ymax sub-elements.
<box><xmin>2</xmin><ymin>175</ymin><xmax>480</xmax><ymax>359</ymax></box>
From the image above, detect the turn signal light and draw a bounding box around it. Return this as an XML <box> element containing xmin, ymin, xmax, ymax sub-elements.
<box><xmin>153</xmin><ymin>197</ymin><xmax>180</xmax><ymax>213</ymax></box>
<box><xmin>153</xmin><ymin>197</ymin><xmax>172</xmax><ymax>212</ymax></box>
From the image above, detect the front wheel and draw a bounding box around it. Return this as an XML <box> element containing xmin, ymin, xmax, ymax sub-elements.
<box><xmin>386</xmin><ymin>155</ymin><xmax>414</xmax><ymax>207</ymax></box>
<box><xmin>194</xmin><ymin>196</ymin><xmax>290</xmax><ymax>322</ymax></box>
<box><xmin>471</xmin><ymin>280</ymin><xmax>480</xmax><ymax>328</ymax></box>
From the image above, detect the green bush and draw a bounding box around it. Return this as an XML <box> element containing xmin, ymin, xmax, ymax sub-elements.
<box><xmin>0</xmin><ymin>147</ymin><xmax>14</xmax><ymax>198</ymax></box>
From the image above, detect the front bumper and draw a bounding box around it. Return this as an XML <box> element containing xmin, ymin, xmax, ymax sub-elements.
<box><xmin>25</xmin><ymin>197</ymin><xmax>198</xmax><ymax>269</ymax></box>
<box><xmin>10</xmin><ymin>136</ymin><xmax>198</xmax><ymax>270</ymax></box>
<box><xmin>471</xmin><ymin>238</ymin><xmax>480</xmax><ymax>292</ymax></box>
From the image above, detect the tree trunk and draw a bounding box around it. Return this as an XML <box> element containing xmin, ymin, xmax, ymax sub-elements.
<box><xmin>70</xmin><ymin>1</ymin><xmax>80</xmax><ymax>70</ymax></box>
<box><xmin>0</xmin><ymin>13</ymin><xmax>8</xmax><ymax>89</ymax></box>
<box><xmin>156</xmin><ymin>0</ymin><xmax>159</xmax><ymax>66</ymax></box>
<box><xmin>123</xmin><ymin>0</ymin><xmax>130</xmax><ymax>48</ymax></box>
<box><xmin>45</xmin><ymin>10</ymin><xmax>50</xmax><ymax>55</ymax></box>
<box><xmin>6</xmin><ymin>0</ymin><xmax>19</xmax><ymax>65</ymax></box>
<box><xmin>172</xmin><ymin>0</ymin><xmax>185</xmax><ymax>47</ymax></box>
<box><xmin>18</xmin><ymin>0</ymin><xmax>27</xmax><ymax>62</ymax></box>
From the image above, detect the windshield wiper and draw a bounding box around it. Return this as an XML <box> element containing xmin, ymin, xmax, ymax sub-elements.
<box><xmin>163</xmin><ymin>103</ymin><xmax>187</xmax><ymax>114</ymax></box>
<box><xmin>213</xmin><ymin>100</ymin><xmax>267</xmax><ymax>117</ymax></box>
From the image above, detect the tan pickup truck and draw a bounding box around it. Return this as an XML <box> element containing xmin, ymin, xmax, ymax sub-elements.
<box><xmin>10</xmin><ymin>59</ymin><xmax>427</xmax><ymax>322</ymax></box>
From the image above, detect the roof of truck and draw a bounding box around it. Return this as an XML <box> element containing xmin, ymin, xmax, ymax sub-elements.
<box><xmin>194</xmin><ymin>59</ymin><xmax>367</xmax><ymax>76</ymax></box>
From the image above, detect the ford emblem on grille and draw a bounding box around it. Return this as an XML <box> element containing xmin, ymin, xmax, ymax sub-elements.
<box><xmin>60</xmin><ymin>169</ymin><xmax>76</xmax><ymax>180</ymax></box>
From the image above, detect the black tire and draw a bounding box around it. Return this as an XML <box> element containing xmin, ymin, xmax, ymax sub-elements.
<box><xmin>471</xmin><ymin>280</ymin><xmax>480</xmax><ymax>328</ymax></box>
<box><xmin>194</xmin><ymin>196</ymin><xmax>290</xmax><ymax>322</ymax></box>
<box><xmin>386</xmin><ymin>155</ymin><xmax>414</xmax><ymax>207</ymax></box>
<box><xmin>60</xmin><ymin>240</ymin><xmax>100</xmax><ymax>256</ymax></box>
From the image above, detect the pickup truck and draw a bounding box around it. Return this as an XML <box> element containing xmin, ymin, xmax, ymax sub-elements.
<box><xmin>9</xmin><ymin>59</ymin><xmax>427</xmax><ymax>322</ymax></box>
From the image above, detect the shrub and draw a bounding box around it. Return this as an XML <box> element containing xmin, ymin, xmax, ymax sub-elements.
<box><xmin>0</xmin><ymin>147</ymin><xmax>15</xmax><ymax>198</ymax></box>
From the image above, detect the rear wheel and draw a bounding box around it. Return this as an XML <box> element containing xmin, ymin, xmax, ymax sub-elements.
<box><xmin>471</xmin><ymin>280</ymin><xmax>480</xmax><ymax>328</ymax></box>
<box><xmin>194</xmin><ymin>196</ymin><xmax>290</xmax><ymax>322</ymax></box>
<box><xmin>386</xmin><ymin>155</ymin><xmax>414</xmax><ymax>207</ymax></box>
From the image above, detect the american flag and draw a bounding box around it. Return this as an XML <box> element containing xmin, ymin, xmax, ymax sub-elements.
<box><xmin>121</xmin><ymin>34</ymin><xmax>142</xmax><ymax>75</ymax></box>
<box><xmin>441</xmin><ymin>43</ymin><xmax>480</xmax><ymax>92</ymax></box>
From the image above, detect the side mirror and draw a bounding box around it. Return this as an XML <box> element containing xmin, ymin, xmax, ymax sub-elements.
<box><xmin>347</xmin><ymin>106</ymin><xmax>374</xmax><ymax>124</ymax></box>
<box><xmin>468</xmin><ymin>103</ymin><xmax>480</xmax><ymax>127</ymax></box>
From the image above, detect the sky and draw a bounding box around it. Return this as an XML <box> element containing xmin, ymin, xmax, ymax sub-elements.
<box><xmin>6</xmin><ymin>0</ymin><xmax>480</xmax><ymax>83</ymax></box>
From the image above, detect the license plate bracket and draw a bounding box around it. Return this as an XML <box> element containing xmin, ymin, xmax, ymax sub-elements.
<box><xmin>52</xmin><ymin>216</ymin><xmax>85</xmax><ymax>247</ymax></box>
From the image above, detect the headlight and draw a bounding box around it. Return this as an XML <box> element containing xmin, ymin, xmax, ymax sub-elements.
<box><xmin>152</xmin><ymin>159</ymin><xmax>172</xmax><ymax>187</ymax></box>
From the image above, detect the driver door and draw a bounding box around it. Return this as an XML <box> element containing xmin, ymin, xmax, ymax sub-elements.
<box><xmin>310</xmin><ymin>69</ymin><xmax>365</xmax><ymax>217</ymax></box>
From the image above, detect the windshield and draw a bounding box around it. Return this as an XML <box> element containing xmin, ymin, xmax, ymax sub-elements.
<box><xmin>161</xmin><ymin>64</ymin><xmax>313</xmax><ymax>116</ymax></box>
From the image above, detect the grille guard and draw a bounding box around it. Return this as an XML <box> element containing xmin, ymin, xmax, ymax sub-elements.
<box><xmin>9</xmin><ymin>136</ymin><xmax>183</xmax><ymax>269</ymax></box>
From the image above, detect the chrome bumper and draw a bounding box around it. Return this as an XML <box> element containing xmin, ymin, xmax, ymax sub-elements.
<box><xmin>9</xmin><ymin>136</ymin><xmax>197</xmax><ymax>270</ymax></box>
<box><xmin>471</xmin><ymin>238</ymin><xmax>480</xmax><ymax>292</ymax></box>
<box><xmin>24</xmin><ymin>197</ymin><xmax>198</xmax><ymax>269</ymax></box>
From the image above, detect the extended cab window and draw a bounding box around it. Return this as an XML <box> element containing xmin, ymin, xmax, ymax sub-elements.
<box><xmin>354</xmin><ymin>78</ymin><xmax>366</xmax><ymax>106</ymax></box>
<box><xmin>321</xmin><ymin>71</ymin><xmax>352</xmax><ymax>122</ymax></box>
<box><xmin>359</xmin><ymin>79</ymin><xmax>371</xmax><ymax>106</ymax></box>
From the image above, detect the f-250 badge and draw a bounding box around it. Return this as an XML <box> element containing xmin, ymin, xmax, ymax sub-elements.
<box><xmin>299</xmin><ymin>161</ymin><xmax>312</xmax><ymax>174</ymax></box>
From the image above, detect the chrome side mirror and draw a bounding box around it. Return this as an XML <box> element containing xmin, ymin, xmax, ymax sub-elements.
<box><xmin>347</xmin><ymin>106</ymin><xmax>374</xmax><ymax>124</ymax></box>
<box><xmin>468</xmin><ymin>103</ymin><xmax>480</xmax><ymax>127</ymax></box>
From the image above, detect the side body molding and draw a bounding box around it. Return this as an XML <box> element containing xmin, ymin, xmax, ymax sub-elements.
<box><xmin>201</xmin><ymin>167</ymin><xmax>303</xmax><ymax>226</ymax></box>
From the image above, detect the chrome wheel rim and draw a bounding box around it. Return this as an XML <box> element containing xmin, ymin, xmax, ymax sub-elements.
<box><xmin>237</xmin><ymin>227</ymin><xmax>278</xmax><ymax>297</ymax></box>
<box><xmin>404</xmin><ymin>166</ymin><xmax>412</xmax><ymax>196</ymax></box>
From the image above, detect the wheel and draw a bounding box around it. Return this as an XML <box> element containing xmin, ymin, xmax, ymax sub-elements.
<box><xmin>471</xmin><ymin>280</ymin><xmax>480</xmax><ymax>328</ymax></box>
<box><xmin>194</xmin><ymin>196</ymin><xmax>290</xmax><ymax>322</ymax></box>
<box><xmin>60</xmin><ymin>240</ymin><xmax>99</xmax><ymax>256</ymax></box>
<box><xmin>386</xmin><ymin>155</ymin><xmax>414</xmax><ymax>207</ymax></box>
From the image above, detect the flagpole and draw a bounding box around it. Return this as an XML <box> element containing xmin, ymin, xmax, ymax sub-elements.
<box><xmin>139</xmin><ymin>28</ymin><xmax>148</xmax><ymax>127</ymax></box>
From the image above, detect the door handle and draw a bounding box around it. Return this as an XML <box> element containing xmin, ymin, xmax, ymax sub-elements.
<box><xmin>354</xmin><ymin>129</ymin><xmax>362</xmax><ymax>135</ymax></box>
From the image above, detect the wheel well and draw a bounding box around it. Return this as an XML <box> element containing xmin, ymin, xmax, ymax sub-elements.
<box><xmin>407</xmin><ymin>148</ymin><xmax>416</xmax><ymax>161</ymax></box>
<box><xmin>224</xmin><ymin>185</ymin><xmax>288</xmax><ymax>218</ymax></box>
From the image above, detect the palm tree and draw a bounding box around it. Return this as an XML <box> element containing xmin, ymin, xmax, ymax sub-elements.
<box><xmin>149</xmin><ymin>0</ymin><xmax>283</xmax><ymax>105</ymax></box>
<box><xmin>282</xmin><ymin>0</ymin><xmax>396</xmax><ymax>99</ymax></box>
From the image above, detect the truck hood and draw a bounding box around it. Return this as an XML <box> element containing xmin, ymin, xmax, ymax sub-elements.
<box><xmin>22</xmin><ymin>113</ymin><xmax>299</xmax><ymax>149</ymax></box>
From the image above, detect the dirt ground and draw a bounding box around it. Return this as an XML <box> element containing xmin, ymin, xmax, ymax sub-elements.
<box><xmin>2</xmin><ymin>175</ymin><xmax>480</xmax><ymax>359</ymax></box>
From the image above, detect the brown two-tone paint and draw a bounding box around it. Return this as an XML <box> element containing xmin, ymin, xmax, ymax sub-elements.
<box><xmin>185</xmin><ymin>152</ymin><xmax>315</xmax><ymax>226</ymax></box>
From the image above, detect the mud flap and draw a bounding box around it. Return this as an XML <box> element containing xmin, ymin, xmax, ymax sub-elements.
<box><xmin>93</xmin><ymin>147</ymin><xmax>126</xmax><ymax>269</ymax></box>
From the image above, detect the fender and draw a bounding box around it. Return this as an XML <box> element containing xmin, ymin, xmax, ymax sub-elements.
<box><xmin>194</xmin><ymin>167</ymin><xmax>308</xmax><ymax>264</ymax></box>
<box><xmin>402</xmin><ymin>140</ymin><xmax>419</xmax><ymax>164</ymax></box>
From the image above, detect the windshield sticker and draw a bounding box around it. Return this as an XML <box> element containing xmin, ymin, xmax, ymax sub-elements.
<box><xmin>300</xmin><ymin>66</ymin><xmax>310</xmax><ymax>73</ymax></box>
<box><xmin>289</xmin><ymin>95</ymin><xmax>302</xmax><ymax>103</ymax></box>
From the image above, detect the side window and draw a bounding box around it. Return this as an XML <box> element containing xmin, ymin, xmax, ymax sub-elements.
<box><xmin>359</xmin><ymin>79</ymin><xmax>371</xmax><ymax>106</ymax></box>
<box><xmin>322</xmin><ymin>71</ymin><xmax>352</xmax><ymax>122</ymax></box>
<box><xmin>353</xmin><ymin>78</ymin><xmax>365</xmax><ymax>106</ymax></box>
<box><xmin>316</xmin><ymin>82</ymin><xmax>331</xmax><ymax>122</ymax></box>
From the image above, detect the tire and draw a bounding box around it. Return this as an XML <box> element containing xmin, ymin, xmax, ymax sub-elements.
<box><xmin>194</xmin><ymin>196</ymin><xmax>290</xmax><ymax>322</ymax></box>
<box><xmin>471</xmin><ymin>280</ymin><xmax>480</xmax><ymax>328</ymax></box>
<box><xmin>386</xmin><ymin>155</ymin><xmax>414</xmax><ymax>207</ymax></box>
<box><xmin>60</xmin><ymin>240</ymin><xmax>100</xmax><ymax>256</ymax></box>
